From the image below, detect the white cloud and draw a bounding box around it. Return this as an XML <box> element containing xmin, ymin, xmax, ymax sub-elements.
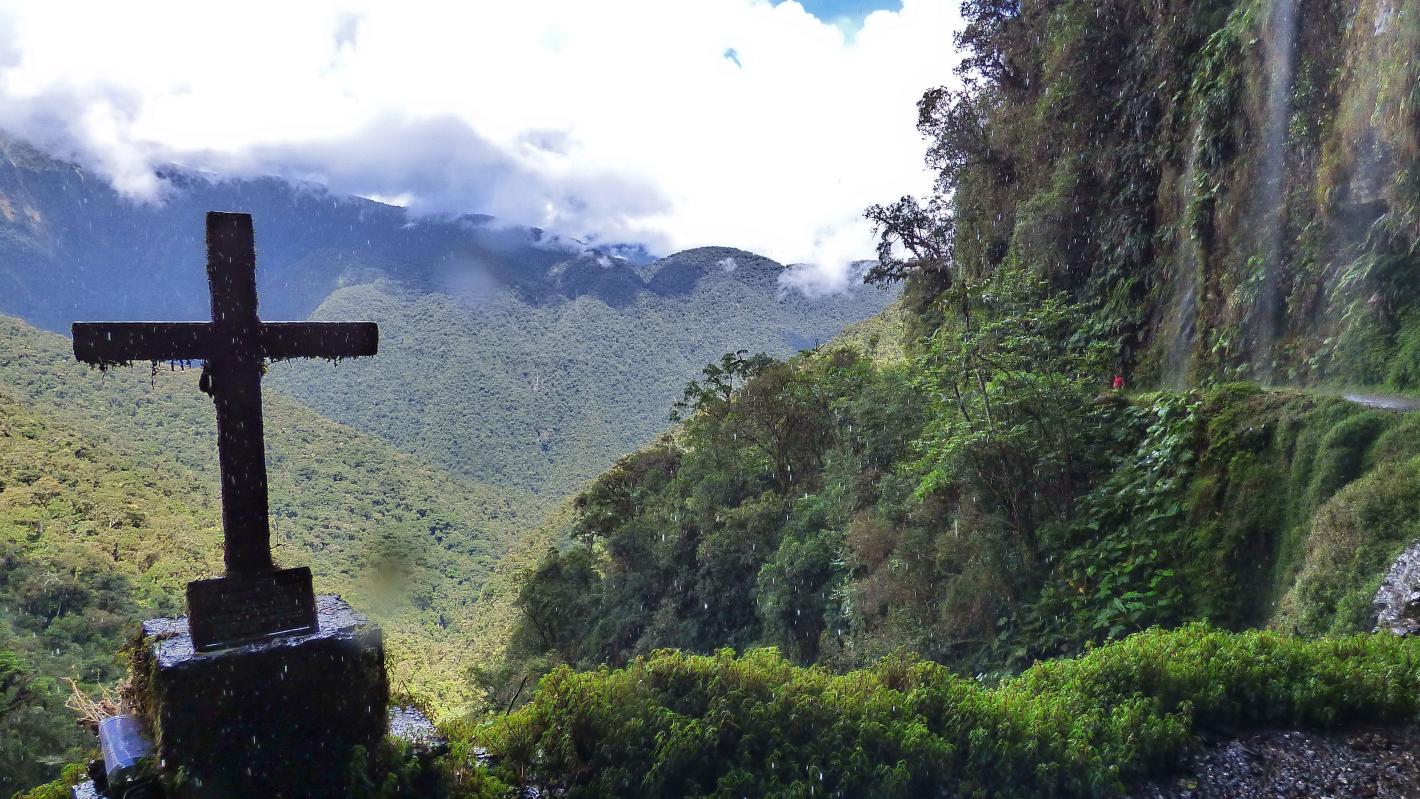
<box><xmin>0</xmin><ymin>0</ymin><xmax>961</xmax><ymax>291</ymax></box>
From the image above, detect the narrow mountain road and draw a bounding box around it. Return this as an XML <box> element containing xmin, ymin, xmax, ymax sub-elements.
<box><xmin>1343</xmin><ymin>393</ymin><xmax>1420</xmax><ymax>412</ymax></box>
<box><xmin>1255</xmin><ymin>387</ymin><xmax>1420</xmax><ymax>413</ymax></box>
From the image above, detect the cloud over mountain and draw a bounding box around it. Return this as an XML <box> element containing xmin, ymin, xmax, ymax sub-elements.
<box><xmin>0</xmin><ymin>0</ymin><xmax>960</xmax><ymax>292</ymax></box>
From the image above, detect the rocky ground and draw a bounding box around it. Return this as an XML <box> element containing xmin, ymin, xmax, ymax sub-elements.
<box><xmin>1125</xmin><ymin>726</ymin><xmax>1420</xmax><ymax>799</ymax></box>
<box><xmin>1123</xmin><ymin>528</ymin><xmax>1420</xmax><ymax>798</ymax></box>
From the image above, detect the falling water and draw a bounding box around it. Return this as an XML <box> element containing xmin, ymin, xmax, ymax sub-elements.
<box><xmin>1254</xmin><ymin>0</ymin><xmax>1300</xmax><ymax>383</ymax></box>
<box><xmin>1163</xmin><ymin>123</ymin><xmax>1206</xmax><ymax>389</ymax></box>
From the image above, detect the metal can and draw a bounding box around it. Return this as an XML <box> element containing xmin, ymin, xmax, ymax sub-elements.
<box><xmin>97</xmin><ymin>715</ymin><xmax>160</xmax><ymax>799</ymax></box>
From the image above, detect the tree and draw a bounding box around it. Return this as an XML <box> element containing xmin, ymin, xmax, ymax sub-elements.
<box><xmin>864</xmin><ymin>86</ymin><xmax>1009</xmax><ymax>289</ymax></box>
<box><xmin>728</xmin><ymin>361</ymin><xmax>832</xmax><ymax>492</ymax></box>
<box><xmin>864</xmin><ymin>195</ymin><xmax>954</xmax><ymax>287</ymax></box>
<box><xmin>756</xmin><ymin>528</ymin><xmax>840</xmax><ymax>663</ymax></box>
<box><xmin>955</xmin><ymin>0</ymin><xmax>1027</xmax><ymax>91</ymax></box>
<box><xmin>670</xmin><ymin>350</ymin><xmax>775</xmax><ymax>422</ymax></box>
<box><xmin>912</xmin><ymin>269</ymin><xmax>1113</xmax><ymax>564</ymax></box>
<box><xmin>512</xmin><ymin>547</ymin><xmax>602</xmax><ymax>663</ymax></box>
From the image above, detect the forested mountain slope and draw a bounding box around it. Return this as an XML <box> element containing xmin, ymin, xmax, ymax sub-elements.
<box><xmin>0</xmin><ymin>136</ymin><xmax>897</xmax><ymax>497</ymax></box>
<box><xmin>885</xmin><ymin>0</ymin><xmax>1420</xmax><ymax>389</ymax></box>
<box><xmin>272</xmin><ymin>248</ymin><xmax>895</xmax><ymax>494</ymax></box>
<box><xmin>0</xmin><ymin>315</ymin><xmax>537</xmax><ymax>791</ymax></box>
<box><xmin>512</xmin><ymin>348</ymin><xmax>1420</xmax><ymax>666</ymax></box>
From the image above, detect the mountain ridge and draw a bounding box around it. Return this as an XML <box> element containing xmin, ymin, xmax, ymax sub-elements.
<box><xmin>1</xmin><ymin>134</ymin><xmax>897</xmax><ymax>497</ymax></box>
<box><xmin>270</xmin><ymin>266</ymin><xmax>893</xmax><ymax>494</ymax></box>
<box><xmin>0</xmin><ymin>133</ymin><xmax>870</xmax><ymax>332</ymax></box>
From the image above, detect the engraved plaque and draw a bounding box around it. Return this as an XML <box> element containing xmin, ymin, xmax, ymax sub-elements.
<box><xmin>186</xmin><ymin>567</ymin><xmax>319</xmax><ymax>652</ymax></box>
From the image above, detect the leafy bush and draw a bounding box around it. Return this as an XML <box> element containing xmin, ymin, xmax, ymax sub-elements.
<box><xmin>468</xmin><ymin>625</ymin><xmax>1420</xmax><ymax>799</ymax></box>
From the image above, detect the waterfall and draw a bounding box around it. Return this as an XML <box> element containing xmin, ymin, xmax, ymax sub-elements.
<box><xmin>1254</xmin><ymin>0</ymin><xmax>1300</xmax><ymax>383</ymax></box>
<box><xmin>1163</xmin><ymin>123</ymin><xmax>1205</xmax><ymax>390</ymax></box>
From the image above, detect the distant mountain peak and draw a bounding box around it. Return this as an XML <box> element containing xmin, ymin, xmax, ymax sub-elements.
<box><xmin>645</xmin><ymin>246</ymin><xmax>787</xmax><ymax>297</ymax></box>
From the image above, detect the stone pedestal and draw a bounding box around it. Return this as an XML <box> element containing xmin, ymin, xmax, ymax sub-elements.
<box><xmin>72</xmin><ymin>707</ymin><xmax>445</xmax><ymax>799</ymax></box>
<box><xmin>131</xmin><ymin>595</ymin><xmax>388</xmax><ymax>798</ymax></box>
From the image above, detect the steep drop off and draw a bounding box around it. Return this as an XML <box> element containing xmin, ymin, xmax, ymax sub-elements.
<box><xmin>0</xmin><ymin>315</ymin><xmax>541</xmax><ymax>790</ymax></box>
<box><xmin>272</xmin><ymin>248</ymin><xmax>894</xmax><ymax>494</ymax></box>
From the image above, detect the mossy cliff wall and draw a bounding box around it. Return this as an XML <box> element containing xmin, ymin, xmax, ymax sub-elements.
<box><xmin>1163</xmin><ymin>386</ymin><xmax>1420</xmax><ymax>635</ymax></box>
<box><xmin>938</xmin><ymin>0</ymin><xmax>1420</xmax><ymax>388</ymax></box>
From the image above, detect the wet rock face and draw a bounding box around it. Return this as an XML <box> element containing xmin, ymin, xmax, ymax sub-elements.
<box><xmin>1373</xmin><ymin>539</ymin><xmax>1420</xmax><ymax>635</ymax></box>
<box><xmin>1126</xmin><ymin>726</ymin><xmax>1420</xmax><ymax>799</ymax></box>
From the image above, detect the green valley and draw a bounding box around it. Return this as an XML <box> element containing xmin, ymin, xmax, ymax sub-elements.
<box><xmin>428</xmin><ymin>0</ymin><xmax>1420</xmax><ymax>795</ymax></box>
<box><xmin>0</xmin><ymin>315</ymin><xmax>541</xmax><ymax>792</ymax></box>
<box><xmin>0</xmin><ymin>140</ymin><xmax>896</xmax><ymax>500</ymax></box>
<box><xmin>271</xmin><ymin>248</ymin><xmax>895</xmax><ymax>495</ymax></box>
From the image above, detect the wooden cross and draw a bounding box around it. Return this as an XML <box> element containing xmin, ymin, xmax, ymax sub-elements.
<box><xmin>72</xmin><ymin>212</ymin><xmax>377</xmax><ymax>649</ymax></box>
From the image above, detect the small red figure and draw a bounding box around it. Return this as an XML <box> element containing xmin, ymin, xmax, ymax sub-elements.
<box><xmin>1111</xmin><ymin>374</ymin><xmax>1125</xmax><ymax>391</ymax></box>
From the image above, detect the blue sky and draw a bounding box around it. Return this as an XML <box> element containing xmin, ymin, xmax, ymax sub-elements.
<box><xmin>783</xmin><ymin>0</ymin><xmax>904</xmax><ymax>34</ymax></box>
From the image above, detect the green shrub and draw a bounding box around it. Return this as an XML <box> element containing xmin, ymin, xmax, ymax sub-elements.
<box><xmin>465</xmin><ymin>625</ymin><xmax>1420</xmax><ymax>799</ymax></box>
<box><xmin>13</xmin><ymin>763</ymin><xmax>87</xmax><ymax>799</ymax></box>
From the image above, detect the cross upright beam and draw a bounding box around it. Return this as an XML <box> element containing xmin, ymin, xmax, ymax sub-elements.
<box><xmin>207</xmin><ymin>212</ymin><xmax>273</xmax><ymax>574</ymax></box>
<box><xmin>72</xmin><ymin>212</ymin><xmax>378</xmax><ymax>579</ymax></box>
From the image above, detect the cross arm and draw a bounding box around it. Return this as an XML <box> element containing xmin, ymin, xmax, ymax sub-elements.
<box><xmin>72</xmin><ymin>322</ymin><xmax>214</xmax><ymax>366</ymax></box>
<box><xmin>259</xmin><ymin>322</ymin><xmax>379</xmax><ymax>361</ymax></box>
<box><xmin>72</xmin><ymin>321</ymin><xmax>378</xmax><ymax>365</ymax></box>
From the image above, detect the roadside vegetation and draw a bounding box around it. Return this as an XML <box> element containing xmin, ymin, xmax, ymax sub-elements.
<box><xmin>452</xmin><ymin>626</ymin><xmax>1420</xmax><ymax>798</ymax></box>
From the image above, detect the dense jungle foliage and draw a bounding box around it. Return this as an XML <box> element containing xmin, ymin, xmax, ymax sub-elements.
<box><xmin>504</xmin><ymin>346</ymin><xmax>1420</xmax><ymax>683</ymax></box>
<box><xmin>466</xmin><ymin>0</ymin><xmax>1420</xmax><ymax>792</ymax></box>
